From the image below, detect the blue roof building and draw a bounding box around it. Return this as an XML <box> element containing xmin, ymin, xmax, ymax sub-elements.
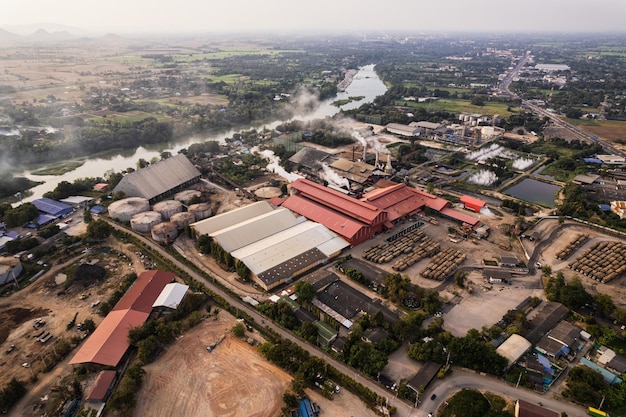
<box><xmin>32</xmin><ymin>198</ymin><xmax>73</xmax><ymax>217</ymax></box>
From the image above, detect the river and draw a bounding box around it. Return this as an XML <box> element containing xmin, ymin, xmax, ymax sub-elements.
<box><xmin>17</xmin><ymin>64</ymin><xmax>386</xmax><ymax>202</ymax></box>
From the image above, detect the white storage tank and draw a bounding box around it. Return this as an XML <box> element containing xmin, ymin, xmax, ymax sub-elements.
<box><xmin>170</xmin><ymin>212</ymin><xmax>196</xmax><ymax>230</ymax></box>
<box><xmin>108</xmin><ymin>197</ymin><xmax>150</xmax><ymax>222</ymax></box>
<box><xmin>151</xmin><ymin>222</ymin><xmax>178</xmax><ymax>244</ymax></box>
<box><xmin>130</xmin><ymin>211</ymin><xmax>162</xmax><ymax>233</ymax></box>
<box><xmin>152</xmin><ymin>200</ymin><xmax>183</xmax><ymax>220</ymax></box>
<box><xmin>174</xmin><ymin>190</ymin><xmax>202</xmax><ymax>204</ymax></box>
<box><xmin>188</xmin><ymin>203</ymin><xmax>212</xmax><ymax>221</ymax></box>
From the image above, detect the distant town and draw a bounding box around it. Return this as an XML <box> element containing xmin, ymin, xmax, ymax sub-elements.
<box><xmin>0</xmin><ymin>30</ymin><xmax>626</xmax><ymax>417</ymax></box>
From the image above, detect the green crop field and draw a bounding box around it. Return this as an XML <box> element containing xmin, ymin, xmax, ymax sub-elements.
<box><xmin>396</xmin><ymin>98</ymin><xmax>515</xmax><ymax>117</ymax></box>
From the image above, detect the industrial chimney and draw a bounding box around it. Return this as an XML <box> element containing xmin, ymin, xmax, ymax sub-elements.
<box><xmin>385</xmin><ymin>153</ymin><xmax>393</xmax><ymax>174</ymax></box>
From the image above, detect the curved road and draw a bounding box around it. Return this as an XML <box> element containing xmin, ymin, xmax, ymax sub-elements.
<box><xmin>427</xmin><ymin>368</ymin><xmax>588</xmax><ymax>417</ymax></box>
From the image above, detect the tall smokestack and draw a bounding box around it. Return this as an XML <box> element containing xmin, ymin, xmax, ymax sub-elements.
<box><xmin>385</xmin><ymin>153</ymin><xmax>393</xmax><ymax>174</ymax></box>
<box><xmin>375</xmin><ymin>152</ymin><xmax>379</xmax><ymax>169</ymax></box>
<box><xmin>362</xmin><ymin>141</ymin><xmax>367</xmax><ymax>162</ymax></box>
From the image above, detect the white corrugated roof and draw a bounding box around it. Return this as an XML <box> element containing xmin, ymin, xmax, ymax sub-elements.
<box><xmin>317</xmin><ymin>236</ymin><xmax>350</xmax><ymax>257</ymax></box>
<box><xmin>496</xmin><ymin>334</ymin><xmax>532</xmax><ymax>365</ymax></box>
<box><xmin>60</xmin><ymin>196</ymin><xmax>94</xmax><ymax>205</ymax></box>
<box><xmin>232</xmin><ymin>222</ymin><xmax>340</xmax><ymax>275</ymax></box>
<box><xmin>210</xmin><ymin>207</ymin><xmax>299</xmax><ymax>252</ymax></box>
<box><xmin>191</xmin><ymin>201</ymin><xmax>273</xmax><ymax>236</ymax></box>
<box><xmin>152</xmin><ymin>283</ymin><xmax>189</xmax><ymax>309</ymax></box>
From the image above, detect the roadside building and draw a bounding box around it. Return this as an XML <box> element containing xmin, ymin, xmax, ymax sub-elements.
<box><xmin>514</xmin><ymin>399</ymin><xmax>559</xmax><ymax>417</ymax></box>
<box><xmin>496</xmin><ymin>334</ymin><xmax>532</xmax><ymax>368</ymax></box>
<box><xmin>69</xmin><ymin>270</ymin><xmax>175</xmax><ymax>367</ymax></box>
<box><xmin>32</xmin><ymin>197</ymin><xmax>73</xmax><ymax>218</ymax></box>
<box><xmin>84</xmin><ymin>370</ymin><xmax>117</xmax><ymax>415</ymax></box>
<box><xmin>60</xmin><ymin>196</ymin><xmax>93</xmax><ymax>209</ymax></box>
<box><xmin>535</xmin><ymin>321</ymin><xmax>581</xmax><ymax>359</ymax></box>
<box><xmin>407</xmin><ymin>362</ymin><xmax>441</xmax><ymax>393</ymax></box>
<box><xmin>152</xmin><ymin>282</ymin><xmax>189</xmax><ymax>310</ymax></box>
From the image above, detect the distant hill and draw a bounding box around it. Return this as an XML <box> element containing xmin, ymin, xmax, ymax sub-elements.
<box><xmin>0</xmin><ymin>28</ymin><xmax>20</xmax><ymax>40</ymax></box>
<box><xmin>28</xmin><ymin>28</ymin><xmax>78</xmax><ymax>42</ymax></box>
<box><xmin>1</xmin><ymin>23</ymin><xmax>88</xmax><ymax>36</ymax></box>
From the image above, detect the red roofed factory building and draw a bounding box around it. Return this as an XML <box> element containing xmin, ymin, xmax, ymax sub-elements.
<box><xmin>283</xmin><ymin>179</ymin><xmax>387</xmax><ymax>246</ymax></box>
<box><xmin>69</xmin><ymin>270</ymin><xmax>175</xmax><ymax>367</ymax></box>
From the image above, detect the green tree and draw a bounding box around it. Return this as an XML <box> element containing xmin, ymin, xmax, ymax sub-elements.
<box><xmin>86</xmin><ymin>219</ymin><xmax>112</xmax><ymax>239</ymax></box>
<box><xmin>83</xmin><ymin>209</ymin><xmax>93</xmax><ymax>224</ymax></box>
<box><xmin>593</xmin><ymin>293</ymin><xmax>616</xmax><ymax>318</ymax></box>
<box><xmin>232</xmin><ymin>323</ymin><xmax>246</xmax><ymax>338</ymax></box>
<box><xmin>294</xmin><ymin>281</ymin><xmax>315</xmax><ymax>304</ymax></box>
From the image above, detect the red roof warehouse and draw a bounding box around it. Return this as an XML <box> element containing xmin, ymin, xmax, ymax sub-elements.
<box><xmin>69</xmin><ymin>270</ymin><xmax>174</xmax><ymax>367</ymax></box>
<box><xmin>283</xmin><ymin>179</ymin><xmax>387</xmax><ymax>246</ymax></box>
<box><xmin>460</xmin><ymin>195</ymin><xmax>487</xmax><ymax>212</ymax></box>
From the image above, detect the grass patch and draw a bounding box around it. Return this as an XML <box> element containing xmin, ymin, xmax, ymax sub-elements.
<box><xmin>201</xmin><ymin>73</ymin><xmax>245</xmax><ymax>84</ymax></box>
<box><xmin>31</xmin><ymin>161</ymin><xmax>84</xmax><ymax>176</ymax></box>
<box><xmin>395</xmin><ymin>98</ymin><xmax>514</xmax><ymax>117</ymax></box>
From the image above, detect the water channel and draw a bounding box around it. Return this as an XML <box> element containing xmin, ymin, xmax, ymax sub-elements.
<box><xmin>17</xmin><ymin>64</ymin><xmax>387</xmax><ymax>202</ymax></box>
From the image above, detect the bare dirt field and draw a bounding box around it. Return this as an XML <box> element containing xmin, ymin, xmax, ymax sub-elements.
<box><xmin>0</xmin><ymin>238</ymin><xmax>144</xmax><ymax>388</ymax></box>
<box><xmin>134</xmin><ymin>313</ymin><xmax>291</xmax><ymax>417</ymax></box>
<box><xmin>305</xmin><ymin>388</ymin><xmax>380</xmax><ymax>417</ymax></box>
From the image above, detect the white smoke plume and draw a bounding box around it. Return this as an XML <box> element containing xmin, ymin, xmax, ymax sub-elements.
<box><xmin>512</xmin><ymin>158</ymin><xmax>536</xmax><ymax>170</ymax></box>
<box><xmin>320</xmin><ymin>163</ymin><xmax>350</xmax><ymax>189</ymax></box>
<box><xmin>480</xmin><ymin>206</ymin><xmax>494</xmax><ymax>216</ymax></box>
<box><xmin>467</xmin><ymin>170</ymin><xmax>498</xmax><ymax>186</ymax></box>
<box><xmin>466</xmin><ymin>144</ymin><xmax>515</xmax><ymax>162</ymax></box>
<box><xmin>287</xmin><ymin>87</ymin><xmax>322</xmax><ymax>117</ymax></box>
<box><xmin>255</xmin><ymin>148</ymin><xmax>303</xmax><ymax>183</ymax></box>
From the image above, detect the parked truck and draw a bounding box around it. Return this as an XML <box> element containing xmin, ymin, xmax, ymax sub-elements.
<box><xmin>588</xmin><ymin>406</ymin><xmax>609</xmax><ymax>417</ymax></box>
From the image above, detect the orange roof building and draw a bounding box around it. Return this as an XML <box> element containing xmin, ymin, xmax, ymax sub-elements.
<box><xmin>69</xmin><ymin>270</ymin><xmax>174</xmax><ymax>367</ymax></box>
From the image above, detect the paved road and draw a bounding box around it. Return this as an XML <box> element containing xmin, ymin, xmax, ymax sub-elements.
<box><xmin>102</xmin><ymin>219</ymin><xmax>425</xmax><ymax>417</ymax></box>
<box><xmin>426</xmin><ymin>368</ymin><xmax>588</xmax><ymax>417</ymax></box>
<box><xmin>499</xmin><ymin>50</ymin><xmax>625</xmax><ymax>158</ymax></box>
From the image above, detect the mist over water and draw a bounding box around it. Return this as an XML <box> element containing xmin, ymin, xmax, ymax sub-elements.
<box><xmin>512</xmin><ymin>157</ymin><xmax>536</xmax><ymax>170</ymax></box>
<box><xmin>18</xmin><ymin>64</ymin><xmax>387</xmax><ymax>202</ymax></box>
<box><xmin>467</xmin><ymin>170</ymin><xmax>498</xmax><ymax>186</ymax></box>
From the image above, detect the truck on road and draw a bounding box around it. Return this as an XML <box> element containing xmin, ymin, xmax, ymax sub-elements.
<box><xmin>588</xmin><ymin>406</ymin><xmax>609</xmax><ymax>417</ymax></box>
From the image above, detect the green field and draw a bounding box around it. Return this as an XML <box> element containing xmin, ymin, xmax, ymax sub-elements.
<box><xmin>31</xmin><ymin>161</ymin><xmax>83</xmax><ymax>176</ymax></box>
<box><xmin>87</xmin><ymin>111</ymin><xmax>171</xmax><ymax>124</ymax></box>
<box><xmin>171</xmin><ymin>49</ymin><xmax>303</xmax><ymax>62</ymax></box>
<box><xmin>396</xmin><ymin>98</ymin><xmax>515</xmax><ymax>117</ymax></box>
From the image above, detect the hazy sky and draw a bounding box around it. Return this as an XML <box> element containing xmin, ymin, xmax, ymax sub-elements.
<box><xmin>2</xmin><ymin>0</ymin><xmax>625</xmax><ymax>34</ymax></box>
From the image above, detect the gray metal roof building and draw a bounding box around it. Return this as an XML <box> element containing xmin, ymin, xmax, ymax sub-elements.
<box><xmin>191</xmin><ymin>201</ymin><xmax>274</xmax><ymax>236</ymax></box>
<box><xmin>113</xmin><ymin>155</ymin><xmax>201</xmax><ymax>202</ymax></box>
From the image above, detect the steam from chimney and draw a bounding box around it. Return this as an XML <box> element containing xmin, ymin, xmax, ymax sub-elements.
<box><xmin>255</xmin><ymin>147</ymin><xmax>303</xmax><ymax>183</ymax></box>
<box><xmin>320</xmin><ymin>163</ymin><xmax>350</xmax><ymax>189</ymax></box>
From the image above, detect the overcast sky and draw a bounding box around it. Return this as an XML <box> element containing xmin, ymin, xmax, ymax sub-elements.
<box><xmin>2</xmin><ymin>0</ymin><xmax>625</xmax><ymax>34</ymax></box>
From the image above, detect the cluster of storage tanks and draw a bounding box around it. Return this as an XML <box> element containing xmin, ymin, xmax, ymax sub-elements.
<box><xmin>108</xmin><ymin>196</ymin><xmax>212</xmax><ymax>244</ymax></box>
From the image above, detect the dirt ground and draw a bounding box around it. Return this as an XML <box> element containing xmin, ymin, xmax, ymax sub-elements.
<box><xmin>134</xmin><ymin>313</ymin><xmax>290</xmax><ymax>417</ymax></box>
<box><xmin>0</xmin><ymin>238</ymin><xmax>144</xmax><ymax>388</ymax></box>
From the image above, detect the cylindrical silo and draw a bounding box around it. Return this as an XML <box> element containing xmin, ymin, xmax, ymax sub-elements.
<box><xmin>130</xmin><ymin>211</ymin><xmax>162</xmax><ymax>233</ymax></box>
<box><xmin>174</xmin><ymin>190</ymin><xmax>202</xmax><ymax>204</ymax></box>
<box><xmin>152</xmin><ymin>200</ymin><xmax>183</xmax><ymax>220</ymax></box>
<box><xmin>151</xmin><ymin>222</ymin><xmax>179</xmax><ymax>244</ymax></box>
<box><xmin>170</xmin><ymin>212</ymin><xmax>196</xmax><ymax>230</ymax></box>
<box><xmin>108</xmin><ymin>197</ymin><xmax>150</xmax><ymax>222</ymax></box>
<box><xmin>188</xmin><ymin>203</ymin><xmax>212</xmax><ymax>221</ymax></box>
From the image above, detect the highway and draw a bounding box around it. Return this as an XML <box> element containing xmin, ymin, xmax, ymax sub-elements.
<box><xmin>499</xmin><ymin>50</ymin><xmax>625</xmax><ymax>158</ymax></box>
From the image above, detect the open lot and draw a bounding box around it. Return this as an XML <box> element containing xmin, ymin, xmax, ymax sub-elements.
<box><xmin>0</xmin><ymin>238</ymin><xmax>143</xmax><ymax>389</ymax></box>
<box><xmin>134</xmin><ymin>313</ymin><xmax>291</xmax><ymax>417</ymax></box>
